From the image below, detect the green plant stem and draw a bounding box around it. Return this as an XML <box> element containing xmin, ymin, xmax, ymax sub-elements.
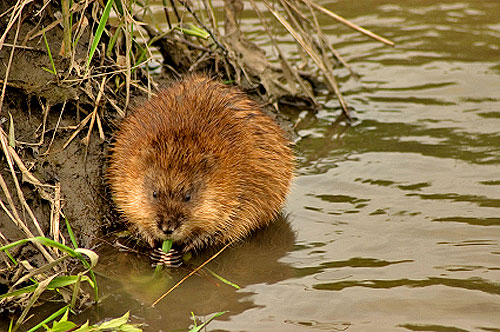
<box><xmin>26</xmin><ymin>305</ymin><xmax>69</xmax><ymax>332</ymax></box>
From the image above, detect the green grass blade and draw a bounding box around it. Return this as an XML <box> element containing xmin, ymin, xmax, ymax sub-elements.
<box><xmin>0</xmin><ymin>284</ymin><xmax>37</xmax><ymax>299</ymax></box>
<box><xmin>205</xmin><ymin>268</ymin><xmax>240</xmax><ymax>290</ymax></box>
<box><xmin>41</xmin><ymin>67</ymin><xmax>56</xmax><ymax>75</ymax></box>
<box><xmin>0</xmin><ymin>238</ymin><xmax>34</xmax><ymax>252</ymax></box>
<box><xmin>48</xmin><ymin>275</ymin><xmax>93</xmax><ymax>289</ymax></box>
<box><xmin>26</xmin><ymin>305</ymin><xmax>70</xmax><ymax>332</ymax></box>
<box><xmin>0</xmin><ymin>237</ymin><xmax>94</xmax><ymax>267</ymax></box>
<box><xmin>42</xmin><ymin>30</ymin><xmax>57</xmax><ymax>76</ymax></box>
<box><xmin>6</xmin><ymin>251</ymin><xmax>16</xmax><ymax>264</ymax></box>
<box><xmin>86</xmin><ymin>0</ymin><xmax>115</xmax><ymax>71</ymax></box>
<box><xmin>0</xmin><ymin>237</ymin><xmax>99</xmax><ymax>301</ymax></box>
<box><xmin>191</xmin><ymin>312</ymin><xmax>197</xmax><ymax>328</ymax></box>
<box><xmin>106</xmin><ymin>22</ymin><xmax>123</xmax><ymax>57</ymax></box>
<box><xmin>1</xmin><ymin>276</ymin><xmax>93</xmax><ymax>300</ymax></box>
<box><xmin>64</xmin><ymin>216</ymin><xmax>78</xmax><ymax>249</ymax></box>
<box><xmin>114</xmin><ymin>0</ymin><xmax>124</xmax><ymax>15</ymax></box>
<box><xmin>87</xmin><ymin>269</ymin><xmax>99</xmax><ymax>302</ymax></box>
<box><xmin>74</xmin><ymin>248</ymin><xmax>99</xmax><ymax>301</ymax></box>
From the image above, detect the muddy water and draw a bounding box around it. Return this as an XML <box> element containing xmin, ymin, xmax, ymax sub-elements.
<box><xmin>88</xmin><ymin>1</ymin><xmax>500</xmax><ymax>331</ymax></box>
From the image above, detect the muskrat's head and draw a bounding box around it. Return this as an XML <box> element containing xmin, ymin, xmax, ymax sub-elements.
<box><xmin>127</xmin><ymin>137</ymin><xmax>234</xmax><ymax>250</ymax></box>
<box><xmin>141</xmin><ymin>163</ymin><xmax>201</xmax><ymax>244</ymax></box>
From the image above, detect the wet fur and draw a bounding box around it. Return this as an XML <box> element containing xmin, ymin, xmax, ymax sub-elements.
<box><xmin>107</xmin><ymin>75</ymin><xmax>294</xmax><ymax>253</ymax></box>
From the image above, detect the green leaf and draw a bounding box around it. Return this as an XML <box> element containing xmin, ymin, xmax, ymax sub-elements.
<box><xmin>0</xmin><ymin>237</ymin><xmax>99</xmax><ymax>302</ymax></box>
<box><xmin>48</xmin><ymin>275</ymin><xmax>93</xmax><ymax>289</ymax></box>
<box><xmin>188</xmin><ymin>24</ymin><xmax>210</xmax><ymax>38</ymax></box>
<box><xmin>72</xmin><ymin>321</ymin><xmax>89</xmax><ymax>332</ymax></box>
<box><xmin>175</xmin><ymin>25</ymin><xmax>210</xmax><ymax>40</ymax></box>
<box><xmin>98</xmin><ymin>311</ymin><xmax>129</xmax><ymax>329</ymax></box>
<box><xmin>0</xmin><ymin>237</ymin><xmax>98</xmax><ymax>273</ymax></box>
<box><xmin>75</xmin><ymin>248</ymin><xmax>99</xmax><ymax>269</ymax></box>
<box><xmin>119</xmin><ymin>324</ymin><xmax>143</xmax><ymax>332</ymax></box>
<box><xmin>48</xmin><ymin>320</ymin><xmax>77</xmax><ymax>332</ymax></box>
<box><xmin>58</xmin><ymin>307</ymin><xmax>70</xmax><ymax>322</ymax></box>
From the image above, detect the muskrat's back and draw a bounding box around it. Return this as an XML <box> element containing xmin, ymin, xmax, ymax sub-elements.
<box><xmin>107</xmin><ymin>75</ymin><xmax>294</xmax><ymax>253</ymax></box>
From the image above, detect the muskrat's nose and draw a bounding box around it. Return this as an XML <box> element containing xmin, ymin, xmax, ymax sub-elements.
<box><xmin>162</xmin><ymin>227</ymin><xmax>173</xmax><ymax>235</ymax></box>
<box><xmin>159</xmin><ymin>218</ymin><xmax>179</xmax><ymax>235</ymax></box>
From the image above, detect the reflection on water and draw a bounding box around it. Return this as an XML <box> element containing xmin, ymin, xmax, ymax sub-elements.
<box><xmin>89</xmin><ymin>214</ymin><xmax>295</xmax><ymax>331</ymax></box>
<box><xmin>71</xmin><ymin>0</ymin><xmax>500</xmax><ymax>331</ymax></box>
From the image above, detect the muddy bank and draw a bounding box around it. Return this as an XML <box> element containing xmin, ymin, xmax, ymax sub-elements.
<box><xmin>0</xmin><ymin>0</ymin><xmax>109</xmax><ymax>259</ymax></box>
<box><xmin>0</xmin><ymin>90</ymin><xmax>107</xmax><ymax>242</ymax></box>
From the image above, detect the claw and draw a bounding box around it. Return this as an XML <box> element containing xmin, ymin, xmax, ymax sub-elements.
<box><xmin>150</xmin><ymin>247</ymin><xmax>183</xmax><ymax>267</ymax></box>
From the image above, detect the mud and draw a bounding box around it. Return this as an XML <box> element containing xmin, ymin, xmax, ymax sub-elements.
<box><xmin>0</xmin><ymin>89</ymin><xmax>108</xmax><ymax>250</ymax></box>
<box><xmin>0</xmin><ymin>0</ymin><xmax>111</xmax><ymax>289</ymax></box>
<box><xmin>0</xmin><ymin>0</ymin><xmax>88</xmax><ymax>105</ymax></box>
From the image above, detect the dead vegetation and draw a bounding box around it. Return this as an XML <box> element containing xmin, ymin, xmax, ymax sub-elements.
<box><xmin>0</xmin><ymin>0</ymin><xmax>393</xmax><ymax>328</ymax></box>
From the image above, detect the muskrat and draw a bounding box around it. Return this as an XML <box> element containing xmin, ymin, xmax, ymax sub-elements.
<box><xmin>107</xmin><ymin>75</ymin><xmax>294</xmax><ymax>266</ymax></box>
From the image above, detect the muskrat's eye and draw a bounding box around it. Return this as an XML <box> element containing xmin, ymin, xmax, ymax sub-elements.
<box><xmin>152</xmin><ymin>191</ymin><xmax>158</xmax><ymax>199</ymax></box>
<box><xmin>184</xmin><ymin>193</ymin><xmax>191</xmax><ymax>202</ymax></box>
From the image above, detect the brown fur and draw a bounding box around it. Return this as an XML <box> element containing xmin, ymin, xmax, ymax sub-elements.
<box><xmin>107</xmin><ymin>75</ymin><xmax>294</xmax><ymax>252</ymax></box>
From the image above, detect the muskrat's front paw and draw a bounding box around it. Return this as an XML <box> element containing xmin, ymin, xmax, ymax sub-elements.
<box><xmin>150</xmin><ymin>248</ymin><xmax>183</xmax><ymax>267</ymax></box>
